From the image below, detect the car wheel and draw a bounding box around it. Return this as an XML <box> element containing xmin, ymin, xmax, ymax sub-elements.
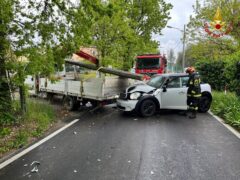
<box><xmin>198</xmin><ymin>96</ymin><xmax>211</xmax><ymax>113</ymax></box>
<box><xmin>140</xmin><ymin>99</ymin><xmax>156</xmax><ymax>117</ymax></box>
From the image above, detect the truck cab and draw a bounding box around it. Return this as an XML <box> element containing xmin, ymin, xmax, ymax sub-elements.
<box><xmin>135</xmin><ymin>54</ymin><xmax>167</xmax><ymax>76</ymax></box>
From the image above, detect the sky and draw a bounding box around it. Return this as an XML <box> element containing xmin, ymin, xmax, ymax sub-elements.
<box><xmin>153</xmin><ymin>0</ymin><xmax>196</xmax><ymax>56</ymax></box>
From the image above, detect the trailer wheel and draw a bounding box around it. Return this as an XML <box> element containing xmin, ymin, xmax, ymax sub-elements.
<box><xmin>47</xmin><ymin>93</ymin><xmax>54</xmax><ymax>101</ymax></box>
<box><xmin>63</xmin><ymin>96</ymin><xmax>78</xmax><ymax>111</ymax></box>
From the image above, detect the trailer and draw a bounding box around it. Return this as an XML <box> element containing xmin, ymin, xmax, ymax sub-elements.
<box><xmin>26</xmin><ymin>50</ymin><xmax>144</xmax><ymax>110</ymax></box>
<box><xmin>38</xmin><ymin>75</ymin><xmax>135</xmax><ymax>110</ymax></box>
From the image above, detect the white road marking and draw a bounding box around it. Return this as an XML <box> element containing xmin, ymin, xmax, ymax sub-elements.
<box><xmin>0</xmin><ymin>119</ymin><xmax>79</xmax><ymax>170</ymax></box>
<box><xmin>208</xmin><ymin>111</ymin><xmax>240</xmax><ymax>139</ymax></box>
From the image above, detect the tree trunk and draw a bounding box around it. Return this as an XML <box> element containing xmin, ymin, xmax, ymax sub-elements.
<box><xmin>0</xmin><ymin>35</ymin><xmax>12</xmax><ymax>121</ymax></box>
<box><xmin>19</xmin><ymin>85</ymin><xmax>27</xmax><ymax>113</ymax></box>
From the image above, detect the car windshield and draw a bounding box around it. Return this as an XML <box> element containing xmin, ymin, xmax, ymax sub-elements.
<box><xmin>147</xmin><ymin>75</ymin><xmax>166</xmax><ymax>88</ymax></box>
<box><xmin>136</xmin><ymin>58</ymin><xmax>160</xmax><ymax>69</ymax></box>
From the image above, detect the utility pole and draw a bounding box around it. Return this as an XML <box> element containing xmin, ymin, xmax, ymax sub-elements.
<box><xmin>167</xmin><ymin>24</ymin><xmax>187</xmax><ymax>72</ymax></box>
<box><xmin>182</xmin><ymin>24</ymin><xmax>186</xmax><ymax>72</ymax></box>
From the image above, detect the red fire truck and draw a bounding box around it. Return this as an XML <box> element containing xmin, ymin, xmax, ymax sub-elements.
<box><xmin>135</xmin><ymin>54</ymin><xmax>167</xmax><ymax>76</ymax></box>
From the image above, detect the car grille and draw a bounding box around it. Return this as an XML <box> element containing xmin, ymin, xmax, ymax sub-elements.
<box><xmin>119</xmin><ymin>92</ymin><xmax>127</xmax><ymax>100</ymax></box>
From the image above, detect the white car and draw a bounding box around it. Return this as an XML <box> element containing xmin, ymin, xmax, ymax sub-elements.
<box><xmin>117</xmin><ymin>73</ymin><xmax>212</xmax><ymax>117</ymax></box>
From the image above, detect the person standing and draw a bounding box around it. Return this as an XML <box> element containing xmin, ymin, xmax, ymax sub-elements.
<box><xmin>185</xmin><ymin>67</ymin><xmax>201</xmax><ymax>119</ymax></box>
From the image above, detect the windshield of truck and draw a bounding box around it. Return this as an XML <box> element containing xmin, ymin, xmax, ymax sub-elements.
<box><xmin>147</xmin><ymin>75</ymin><xmax>166</xmax><ymax>88</ymax></box>
<box><xmin>136</xmin><ymin>58</ymin><xmax>160</xmax><ymax>69</ymax></box>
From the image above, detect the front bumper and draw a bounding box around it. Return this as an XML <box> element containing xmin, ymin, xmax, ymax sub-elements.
<box><xmin>116</xmin><ymin>99</ymin><xmax>138</xmax><ymax>111</ymax></box>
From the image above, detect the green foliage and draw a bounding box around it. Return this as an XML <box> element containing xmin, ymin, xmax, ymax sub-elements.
<box><xmin>0</xmin><ymin>98</ymin><xmax>55</xmax><ymax>155</ymax></box>
<box><xmin>211</xmin><ymin>91</ymin><xmax>240</xmax><ymax>129</ymax></box>
<box><xmin>13</xmin><ymin>130</ymin><xmax>28</xmax><ymax>148</ymax></box>
<box><xmin>196</xmin><ymin>60</ymin><xmax>227</xmax><ymax>91</ymax></box>
<box><xmin>184</xmin><ymin>38</ymin><xmax>237</xmax><ymax>66</ymax></box>
<box><xmin>186</xmin><ymin>0</ymin><xmax>240</xmax><ymax>95</ymax></box>
<box><xmin>71</xmin><ymin>0</ymin><xmax>172</xmax><ymax>70</ymax></box>
<box><xmin>26</xmin><ymin>99</ymin><xmax>55</xmax><ymax>137</ymax></box>
<box><xmin>224</xmin><ymin>50</ymin><xmax>240</xmax><ymax>94</ymax></box>
<box><xmin>0</xmin><ymin>127</ymin><xmax>11</xmax><ymax>138</ymax></box>
<box><xmin>1</xmin><ymin>0</ymin><xmax>74</xmax><ymax>121</ymax></box>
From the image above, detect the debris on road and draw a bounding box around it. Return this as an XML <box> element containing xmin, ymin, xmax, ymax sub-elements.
<box><xmin>73</xmin><ymin>131</ymin><xmax>77</xmax><ymax>135</ymax></box>
<box><xmin>151</xmin><ymin>171</ymin><xmax>154</xmax><ymax>175</ymax></box>
<box><xmin>74</xmin><ymin>170</ymin><xmax>77</xmax><ymax>173</ymax></box>
<box><xmin>30</xmin><ymin>161</ymin><xmax>40</xmax><ymax>166</ymax></box>
<box><xmin>31</xmin><ymin>166</ymin><xmax>39</xmax><ymax>173</ymax></box>
<box><xmin>29</xmin><ymin>161</ymin><xmax>41</xmax><ymax>173</ymax></box>
<box><xmin>23</xmin><ymin>172</ymin><xmax>30</xmax><ymax>177</ymax></box>
<box><xmin>97</xmin><ymin>159</ymin><xmax>101</xmax><ymax>162</ymax></box>
<box><xmin>53</xmin><ymin>146</ymin><xmax>56</xmax><ymax>149</ymax></box>
<box><xmin>24</xmin><ymin>164</ymin><xmax>28</xmax><ymax>167</ymax></box>
<box><xmin>127</xmin><ymin>160</ymin><xmax>131</xmax><ymax>163</ymax></box>
<box><xmin>134</xmin><ymin>119</ymin><xmax>138</xmax><ymax>121</ymax></box>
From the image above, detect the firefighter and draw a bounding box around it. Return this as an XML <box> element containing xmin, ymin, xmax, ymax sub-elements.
<box><xmin>185</xmin><ymin>67</ymin><xmax>201</xmax><ymax>119</ymax></box>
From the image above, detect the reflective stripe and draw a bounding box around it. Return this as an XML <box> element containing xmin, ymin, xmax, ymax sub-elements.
<box><xmin>193</xmin><ymin>94</ymin><xmax>201</xmax><ymax>97</ymax></box>
<box><xmin>187</xmin><ymin>94</ymin><xmax>201</xmax><ymax>97</ymax></box>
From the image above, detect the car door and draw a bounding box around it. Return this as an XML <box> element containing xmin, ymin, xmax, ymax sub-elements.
<box><xmin>160</xmin><ymin>76</ymin><xmax>189</xmax><ymax>110</ymax></box>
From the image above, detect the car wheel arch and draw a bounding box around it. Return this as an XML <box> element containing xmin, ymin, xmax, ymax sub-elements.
<box><xmin>201</xmin><ymin>91</ymin><xmax>212</xmax><ymax>101</ymax></box>
<box><xmin>135</xmin><ymin>95</ymin><xmax>160</xmax><ymax>112</ymax></box>
<box><xmin>198</xmin><ymin>91</ymin><xmax>212</xmax><ymax>113</ymax></box>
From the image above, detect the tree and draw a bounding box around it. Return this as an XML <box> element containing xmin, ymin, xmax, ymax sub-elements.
<box><xmin>72</xmin><ymin>0</ymin><xmax>172</xmax><ymax>70</ymax></box>
<box><xmin>184</xmin><ymin>38</ymin><xmax>237</xmax><ymax>65</ymax></box>
<box><xmin>0</xmin><ymin>0</ymin><xmax>15</xmax><ymax>124</ymax></box>
<box><xmin>0</xmin><ymin>0</ymin><xmax>74</xmax><ymax>122</ymax></box>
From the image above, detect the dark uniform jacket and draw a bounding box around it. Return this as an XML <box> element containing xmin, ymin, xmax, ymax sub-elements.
<box><xmin>187</xmin><ymin>73</ymin><xmax>201</xmax><ymax>97</ymax></box>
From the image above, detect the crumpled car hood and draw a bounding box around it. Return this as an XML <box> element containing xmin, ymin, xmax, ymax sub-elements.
<box><xmin>127</xmin><ymin>83</ymin><xmax>156</xmax><ymax>93</ymax></box>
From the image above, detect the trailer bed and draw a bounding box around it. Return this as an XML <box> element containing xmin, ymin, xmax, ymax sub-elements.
<box><xmin>39</xmin><ymin>76</ymin><xmax>132</xmax><ymax>101</ymax></box>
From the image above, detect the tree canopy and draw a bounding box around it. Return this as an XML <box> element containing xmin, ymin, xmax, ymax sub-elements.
<box><xmin>0</xmin><ymin>0</ymin><xmax>172</xmax><ymax>123</ymax></box>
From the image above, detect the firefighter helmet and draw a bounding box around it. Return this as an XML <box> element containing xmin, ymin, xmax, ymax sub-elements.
<box><xmin>185</xmin><ymin>67</ymin><xmax>195</xmax><ymax>74</ymax></box>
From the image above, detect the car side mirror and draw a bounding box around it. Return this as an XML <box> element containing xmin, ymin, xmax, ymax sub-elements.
<box><xmin>162</xmin><ymin>85</ymin><xmax>167</xmax><ymax>92</ymax></box>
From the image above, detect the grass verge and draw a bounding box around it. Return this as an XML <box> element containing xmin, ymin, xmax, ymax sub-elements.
<box><xmin>0</xmin><ymin>98</ymin><xmax>55</xmax><ymax>158</ymax></box>
<box><xmin>211</xmin><ymin>91</ymin><xmax>240</xmax><ymax>130</ymax></box>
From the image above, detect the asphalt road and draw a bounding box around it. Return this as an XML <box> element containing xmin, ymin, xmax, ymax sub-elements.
<box><xmin>0</xmin><ymin>107</ymin><xmax>240</xmax><ymax>180</ymax></box>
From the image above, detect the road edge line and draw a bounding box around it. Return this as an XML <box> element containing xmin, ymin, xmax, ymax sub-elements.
<box><xmin>208</xmin><ymin>111</ymin><xmax>240</xmax><ymax>139</ymax></box>
<box><xmin>0</xmin><ymin>119</ymin><xmax>79</xmax><ymax>170</ymax></box>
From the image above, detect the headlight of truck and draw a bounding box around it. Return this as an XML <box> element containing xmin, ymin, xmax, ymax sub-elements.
<box><xmin>130</xmin><ymin>92</ymin><xmax>141</xmax><ymax>100</ymax></box>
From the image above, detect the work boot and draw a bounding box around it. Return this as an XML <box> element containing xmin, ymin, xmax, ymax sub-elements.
<box><xmin>188</xmin><ymin>110</ymin><xmax>196</xmax><ymax>119</ymax></box>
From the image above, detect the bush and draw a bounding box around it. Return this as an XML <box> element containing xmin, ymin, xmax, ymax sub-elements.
<box><xmin>0</xmin><ymin>98</ymin><xmax>55</xmax><ymax>156</ymax></box>
<box><xmin>224</xmin><ymin>51</ymin><xmax>240</xmax><ymax>96</ymax></box>
<box><xmin>211</xmin><ymin>91</ymin><xmax>240</xmax><ymax>129</ymax></box>
<box><xmin>196</xmin><ymin>60</ymin><xmax>227</xmax><ymax>91</ymax></box>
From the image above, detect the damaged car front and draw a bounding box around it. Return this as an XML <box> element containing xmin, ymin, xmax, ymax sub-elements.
<box><xmin>116</xmin><ymin>75</ymin><xmax>166</xmax><ymax>115</ymax></box>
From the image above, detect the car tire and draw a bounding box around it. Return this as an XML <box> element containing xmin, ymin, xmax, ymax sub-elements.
<box><xmin>139</xmin><ymin>99</ymin><xmax>156</xmax><ymax>117</ymax></box>
<box><xmin>198</xmin><ymin>96</ymin><xmax>211</xmax><ymax>113</ymax></box>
